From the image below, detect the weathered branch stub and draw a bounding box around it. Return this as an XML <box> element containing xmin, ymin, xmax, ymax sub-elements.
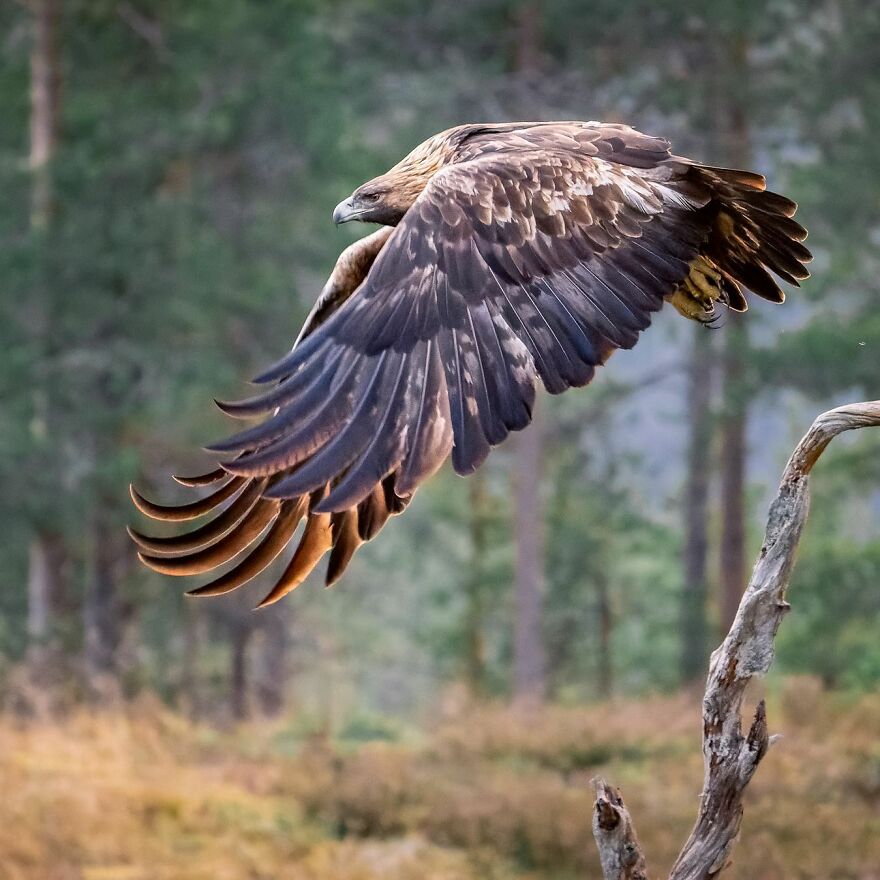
<box><xmin>591</xmin><ymin>401</ymin><xmax>880</xmax><ymax>880</ymax></box>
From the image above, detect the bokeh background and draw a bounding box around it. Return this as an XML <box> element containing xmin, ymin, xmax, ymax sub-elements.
<box><xmin>1</xmin><ymin>1</ymin><xmax>878</xmax><ymax>878</ymax></box>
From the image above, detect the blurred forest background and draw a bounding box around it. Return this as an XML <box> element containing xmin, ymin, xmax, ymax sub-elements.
<box><xmin>0</xmin><ymin>0</ymin><xmax>878</xmax><ymax>878</ymax></box>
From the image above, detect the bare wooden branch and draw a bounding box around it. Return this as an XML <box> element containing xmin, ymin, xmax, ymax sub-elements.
<box><xmin>592</xmin><ymin>778</ymin><xmax>649</xmax><ymax>880</ymax></box>
<box><xmin>591</xmin><ymin>401</ymin><xmax>880</xmax><ymax>880</ymax></box>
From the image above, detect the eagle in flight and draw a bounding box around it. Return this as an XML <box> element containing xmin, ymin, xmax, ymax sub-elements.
<box><xmin>130</xmin><ymin>121</ymin><xmax>811</xmax><ymax>607</ymax></box>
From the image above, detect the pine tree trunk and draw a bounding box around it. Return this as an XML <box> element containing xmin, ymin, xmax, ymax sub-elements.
<box><xmin>595</xmin><ymin>571</ymin><xmax>613</xmax><ymax>699</ymax></box>
<box><xmin>181</xmin><ymin>603</ymin><xmax>207</xmax><ymax>719</ymax></box>
<box><xmin>680</xmin><ymin>327</ymin><xmax>715</xmax><ymax>680</ymax></box>
<box><xmin>513</xmin><ymin>420</ymin><xmax>546</xmax><ymax>705</ymax></box>
<box><xmin>26</xmin><ymin>0</ymin><xmax>64</xmax><ymax>686</ymax></box>
<box><xmin>463</xmin><ymin>473</ymin><xmax>488</xmax><ymax>694</ymax></box>
<box><xmin>717</xmin><ymin>36</ymin><xmax>752</xmax><ymax>634</ymax></box>
<box><xmin>25</xmin><ymin>533</ymin><xmax>66</xmax><ymax>682</ymax></box>
<box><xmin>719</xmin><ymin>320</ymin><xmax>748</xmax><ymax>632</ymax></box>
<box><xmin>26</xmin><ymin>536</ymin><xmax>53</xmax><ymax>648</ymax></box>
<box><xmin>230</xmin><ymin>618</ymin><xmax>252</xmax><ymax>721</ymax></box>
<box><xmin>82</xmin><ymin>516</ymin><xmax>127</xmax><ymax>700</ymax></box>
<box><xmin>254</xmin><ymin>607</ymin><xmax>289</xmax><ymax>717</ymax></box>
<box><xmin>513</xmin><ymin>2</ymin><xmax>541</xmax><ymax>73</ymax></box>
<box><xmin>29</xmin><ymin>0</ymin><xmax>60</xmax><ymax>230</ymax></box>
<box><xmin>510</xmin><ymin>0</ymin><xmax>546</xmax><ymax>708</ymax></box>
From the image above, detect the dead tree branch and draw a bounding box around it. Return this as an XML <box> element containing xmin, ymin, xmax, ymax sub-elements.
<box><xmin>592</xmin><ymin>778</ymin><xmax>649</xmax><ymax>880</ymax></box>
<box><xmin>591</xmin><ymin>400</ymin><xmax>880</xmax><ymax>880</ymax></box>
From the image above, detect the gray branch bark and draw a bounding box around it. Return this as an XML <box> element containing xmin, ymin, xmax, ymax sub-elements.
<box><xmin>591</xmin><ymin>400</ymin><xmax>880</xmax><ymax>880</ymax></box>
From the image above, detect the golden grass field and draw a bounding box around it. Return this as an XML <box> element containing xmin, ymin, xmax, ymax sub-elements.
<box><xmin>2</xmin><ymin>679</ymin><xmax>878</xmax><ymax>880</ymax></box>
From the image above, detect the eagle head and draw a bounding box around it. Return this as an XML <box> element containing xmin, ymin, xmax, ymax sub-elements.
<box><xmin>333</xmin><ymin>131</ymin><xmax>454</xmax><ymax>226</ymax></box>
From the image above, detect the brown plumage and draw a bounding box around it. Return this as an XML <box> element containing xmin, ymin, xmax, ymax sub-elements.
<box><xmin>130</xmin><ymin>121</ymin><xmax>811</xmax><ymax>606</ymax></box>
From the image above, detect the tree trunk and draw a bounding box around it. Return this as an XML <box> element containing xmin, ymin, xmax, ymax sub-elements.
<box><xmin>595</xmin><ymin>571</ymin><xmax>613</xmax><ymax>699</ymax></box>
<box><xmin>718</xmin><ymin>320</ymin><xmax>748</xmax><ymax>632</ymax></box>
<box><xmin>229</xmin><ymin>618</ymin><xmax>252</xmax><ymax>721</ymax></box>
<box><xmin>254</xmin><ymin>606</ymin><xmax>289</xmax><ymax>716</ymax></box>
<box><xmin>513</xmin><ymin>420</ymin><xmax>546</xmax><ymax>705</ymax></box>
<box><xmin>513</xmin><ymin>1</ymin><xmax>541</xmax><ymax>73</ymax></box>
<box><xmin>717</xmin><ymin>35</ymin><xmax>751</xmax><ymax>634</ymax></box>
<box><xmin>82</xmin><ymin>518</ymin><xmax>123</xmax><ymax>698</ymax></box>
<box><xmin>463</xmin><ymin>472</ymin><xmax>489</xmax><ymax>694</ymax></box>
<box><xmin>26</xmin><ymin>0</ymin><xmax>64</xmax><ymax>686</ymax></box>
<box><xmin>181</xmin><ymin>603</ymin><xmax>207</xmax><ymax>719</ymax></box>
<box><xmin>29</xmin><ymin>0</ymin><xmax>60</xmax><ymax>229</ymax></box>
<box><xmin>25</xmin><ymin>533</ymin><xmax>66</xmax><ymax>681</ymax></box>
<box><xmin>680</xmin><ymin>328</ymin><xmax>715</xmax><ymax>681</ymax></box>
<box><xmin>510</xmin><ymin>0</ymin><xmax>546</xmax><ymax>709</ymax></box>
<box><xmin>26</xmin><ymin>535</ymin><xmax>54</xmax><ymax>649</ymax></box>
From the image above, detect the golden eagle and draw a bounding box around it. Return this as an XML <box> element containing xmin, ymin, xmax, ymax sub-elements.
<box><xmin>130</xmin><ymin>121</ymin><xmax>811</xmax><ymax>606</ymax></box>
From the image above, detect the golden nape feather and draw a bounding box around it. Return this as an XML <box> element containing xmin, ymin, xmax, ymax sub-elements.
<box><xmin>130</xmin><ymin>121</ymin><xmax>810</xmax><ymax>606</ymax></box>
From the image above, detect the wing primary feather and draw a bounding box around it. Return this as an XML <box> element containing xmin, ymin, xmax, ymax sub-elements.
<box><xmin>127</xmin><ymin>478</ymin><xmax>268</xmax><ymax>556</ymax></box>
<box><xmin>172</xmin><ymin>468</ymin><xmax>227</xmax><ymax>488</ymax></box>
<box><xmin>250</xmin><ymin>321</ymin><xmax>335</xmax><ymax>384</ymax></box>
<box><xmin>130</xmin><ymin>477</ymin><xmax>244</xmax><ymax>522</ymax></box>
<box><xmin>445</xmin><ymin>322</ymin><xmax>491</xmax><ymax>475</ymax></box>
<box><xmin>397</xmin><ymin>339</ymin><xmax>453</xmax><ymax>496</ymax></box>
<box><xmin>186</xmin><ymin>498</ymin><xmax>307</xmax><ymax>597</ymax></box>
<box><xmin>314</xmin><ymin>349</ymin><xmax>412</xmax><ymax>511</ymax></box>
<box><xmin>255</xmin><ymin>509</ymin><xmax>333</xmax><ymax>607</ymax></box>
<box><xmin>220</xmin><ymin>355</ymin><xmax>369</xmax><ymax>475</ymax></box>
<box><xmin>264</xmin><ymin>350</ymin><xmax>397</xmax><ymax>500</ymax></box>
<box><xmin>356</xmin><ymin>484</ymin><xmax>391</xmax><ymax>540</ymax></box>
<box><xmin>479</xmin><ymin>297</ymin><xmax>535</xmax><ymax>430</ymax></box>
<box><xmin>381</xmin><ymin>473</ymin><xmax>407</xmax><ymax>514</ymax></box>
<box><xmin>435</xmin><ymin>270</ymin><xmax>488</xmax><ymax>474</ymax></box>
<box><xmin>215</xmin><ymin>347</ymin><xmax>348</xmax><ymax>419</ymax></box>
<box><xmin>138</xmin><ymin>497</ymin><xmax>281</xmax><ymax>575</ymax></box>
<box><xmin>326</xmin><ymin>509</ymin><xmax>362</xmax><ymax>586</ymax></box>
<box><xmin>205</xmin><ymin>351</ymin><xmax>361</xmax><ymax>456</ymax></box>
<box><xmin>465</xmin><ymin>306</ymin><xmax>508</xmax><ymax>444</ymax></box>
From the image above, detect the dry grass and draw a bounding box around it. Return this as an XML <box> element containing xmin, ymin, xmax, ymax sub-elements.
<box><xmin>1</xmin><ymin>681</ymin><xmax>878</xmax><ymax>879</ymax></box>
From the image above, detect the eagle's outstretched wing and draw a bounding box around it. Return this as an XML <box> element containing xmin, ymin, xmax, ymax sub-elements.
<box><xmin>131</xmin><ymin>124</ymin><xmax>810</xmax><ymax>606</ymax></box>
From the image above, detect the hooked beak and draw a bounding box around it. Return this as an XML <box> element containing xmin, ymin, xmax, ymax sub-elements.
<box><xmin>333</xmin><ymin>197</ymin><xmax>358</xmax><ymax>225</ymax></box>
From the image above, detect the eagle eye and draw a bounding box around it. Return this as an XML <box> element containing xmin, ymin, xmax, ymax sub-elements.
<box><xmin>360</xmin><ymin>192</ymin><xmax>381</xmax><ymax>204</ymax></box>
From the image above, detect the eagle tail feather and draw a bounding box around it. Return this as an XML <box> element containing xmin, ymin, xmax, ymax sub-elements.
<box><xmin>668</xmin><ymin>165</ymin><xmax>812</xmax><ymax>322</ymax></box>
